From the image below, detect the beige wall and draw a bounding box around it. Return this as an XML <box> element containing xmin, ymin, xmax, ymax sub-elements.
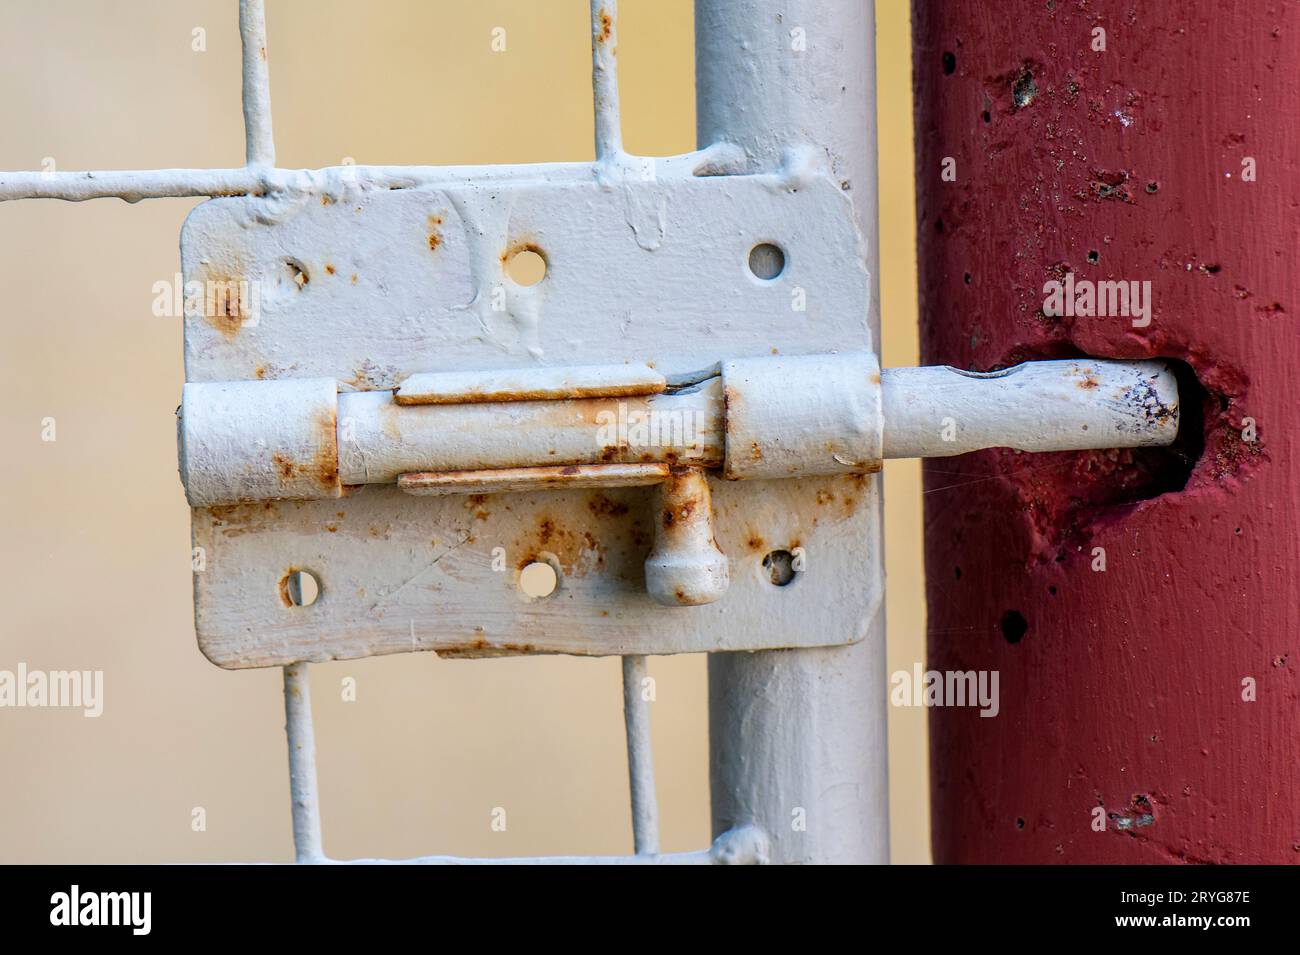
<box><xmin>0</xmin><ymin>0</ymin><xmax>926</xmax><ymax>863</ymax></box>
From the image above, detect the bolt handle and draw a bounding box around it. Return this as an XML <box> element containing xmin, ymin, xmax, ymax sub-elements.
<box><xmin>645</xmin><ymin>468</ymin><xmax>729</xmax><ymax>607</ymax></box>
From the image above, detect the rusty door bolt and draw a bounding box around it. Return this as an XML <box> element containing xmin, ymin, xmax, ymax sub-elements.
<box><xmin>644</xmin><ymin>468</ymin><xmax>729</xmax><ymax>607</ymax></box>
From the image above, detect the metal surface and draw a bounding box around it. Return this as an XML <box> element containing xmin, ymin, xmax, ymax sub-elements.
<box><xmin>394</xmin><ymin>363</ymin><xmax>665</xmax><ymax>405</ymax></box>
<box><xmin>881</xmin><ymin>358</ymin><xmax>1179</xmax><ymax>458</ymax></box>
<box><xmin>179</xmin><ymin>377</ymin><xmax>342</xmax><ymax>506</ymax></box>
<box><xmin>644</xmin><ymin>468</ymin><xmax>730</xmax><ymax>606</ymax></box>
<box><xmin>721</xmin><ymin>352</ymin><xmax>883</xmax><ymax>480</ymax></box>
<box><xmin>5</xmin><ymin>0</ymin><xmax>758</xmax><ymax>867</ymax></box>
<box><xmin>179</xmin><ymin>350</ymin><xmax>1174</xmax><ymax>627</ymax></box>
<box><xmin>2</xmin><ymin>0</ymin><xmax>1193</xmax><ymax>866</ymax></box>
<box><xmin>282</xmin><ymin>663</ymin><xmax>324</xmax><ymax>864</ymax></box>
<box><xmin>179</xmin><ymin>355</ymin><xmax>1176</xmax><ymax>505</ymax></box>
<box><xmin>398</xmin><ymin>463</ymin><xmax>671</xmax><ymax>495</ymax></box>
<box><xmin>621</xmin><ymin>654</ymin><xmax>660</xmax><ymax>855</ymax></box>
<box><xmin>336</xmin><ymin>824</ymin><xmax>768</xmax><ymax>865</ymax></box>
<box><xmin>179</xmin><ymin>156</ymin><xmax>882</xmax><ymax>663</ymax></box>
<box><xmin>182</xmin><ymin>376</ymin><xmax>725</xmax><ymax>498</ymax></box>
<box><xmin>699</xmin><ymin>0</ymin><xmax>889</xmax><ymax>866</ymax></box>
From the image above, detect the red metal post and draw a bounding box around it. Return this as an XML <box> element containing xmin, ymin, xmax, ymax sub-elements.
<box><xmin>914</xmin><ymin>1</ymin><xmax>1298</xmax><ymax>863</ymax></box>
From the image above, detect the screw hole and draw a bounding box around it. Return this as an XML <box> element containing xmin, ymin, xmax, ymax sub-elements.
<box><xmin>519</xmin><ymin>560</ymin><xmax>559</xmax><ymax>599</ymax></box>
<box><xmin>762</xmin><ymin>549</ymin><xmax>797</xmax><ymax>586</ymax></box>
<box><xmin>505</xmin><ymin>248</ymin><xmax>547</xmax><ymax>286</ymax></box>
<box><xmin>1000</xmin><ymin>609</ymin><xmax>1028</xmax><ymax>644</ymax></box>
<box><xmin>280</xmin><ymin>569</ymin><xmax>320</xmax><ymax>607</ymax></box>
<box><xmin>284</xmin><ymin>258</ymin><xmax>309</xmax><ymax>289</ymax></box>
<box><xmin>942</xmin><ymin>51</ymin><xmax>957</xmax><ymax>75</ymax></box>
<box><xmin>748</xmin><ymin>242</ymin><xmax>785</xmax><ymax>281</ymax></box>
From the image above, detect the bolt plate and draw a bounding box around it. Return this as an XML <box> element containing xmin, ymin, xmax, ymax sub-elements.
<box><xmin>182</xmin><ymin>162</ymin><xmax>880</xmax><ymax>667</ymax></box>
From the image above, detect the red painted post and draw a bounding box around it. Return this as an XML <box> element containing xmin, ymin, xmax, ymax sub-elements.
<box><xmin>913</xmin><ymin>1</ymin><xmax>1298</xmax><ymax>863</ymax></box>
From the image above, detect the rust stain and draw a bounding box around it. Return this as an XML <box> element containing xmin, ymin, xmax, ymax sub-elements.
<box><xmin>277</xmin><ymin>568</ymin><xmax>300</xmax><ymax>608</ymax></box>
<box><xmin>197</xmin><ymin>264</ymin><xmax>250</xmax><ymax>340</ymax></box>
<box><xmin>500</xmin><ymin>238</ymin><xmax>545</xmax><ymax>269</ymax></box>
<box><xmin>315</xmin><ymin>409</ymin><xmax>340</xmax><ymax>489</ymax></box>
<box><xmin>589</xmin><ymin>492</ymin><xmax>629</xmax><ymax>517</ymax></box>
<box><xmin>324</xmin><ymin>263</ymin><xmax>336</xmax><ymax>275</ymax></box>
<box><xmin>205</xmin><ymin>500</ymin><xmax>279</xmax><ymax>537</ymax></box>
<box><xmin>467</xmin><ymin>493</ymin><xmax>491</xmax><ymax>521</ymax></box>
<box><xmin>344</xmin><ymin>359</ymin><xmax>400</xmax><ymax>391</ymax></box>
<box><xmin>398</xmin><ymin>381</ymin><xmax>661</xmax><ymax>406</ymax></box>
<box><xmin>263</xmin><ymin>410</ymin><xmax>337</xmax><ymax>492</ymax></box>
<box><xmin>513</xmin><ymin>513</ymin><xmax>603</xmax><ymax>574</ymax></box>
<box><xmin>427</xmin><ymin>213</ymin><xmax>444</xmax><ymax>252</ymax></box>
<box><xmin>722</xmin><ymin>384</ymin><xmax>739</xmax><ymax>437</ymax></box>
<box><xmin>597</xmin><ymin>8</ymin><xmax>613</xmax><ymax>42</ymax></box>
<box><xmin>663</xmin><ymin>496</ymin><xmax>697</xmax><ymax>528</ymax></box>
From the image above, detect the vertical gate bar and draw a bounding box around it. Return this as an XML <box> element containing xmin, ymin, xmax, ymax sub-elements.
<box><xmin>589</xmin><ymin>0</ymin><xmax>623</xmax><ymax>159</ymax></box>
<box><xmin>589</xmin><ymin>0</ymin><xmax>661</xmax><ymax>857</ymax></box>
<box><xmin>696</xmin><ymin>0</ymin><xmax>888</xmax><ymax>864</ymax></box>
<box><xmin>621</xmin><ymin>655</ymin><xmax>661</xmax><ymax>855</ymax></box>
<box><xmin>239</xmin><ymin>0</ymin><xmax>276</xmax><ymax>166</ymax></box>
<box><xmin>283</xmin><ymin>663</ymin><xmax>325</xmax><ymax>863</ymax></box>
<box><xmin>239</xmin><ymin>0</ymin><xmax>312</xmax><ymax>863</ymax></box>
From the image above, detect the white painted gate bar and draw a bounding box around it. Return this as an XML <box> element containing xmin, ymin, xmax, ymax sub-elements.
<box><xmin>696</xmin><ymin>0</ymin><xmax>888</xmax><ymax>865</ymax></box>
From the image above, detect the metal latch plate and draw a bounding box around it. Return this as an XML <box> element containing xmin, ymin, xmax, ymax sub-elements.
<box><xmin>181</xmin><ymin>164</ymin><xmax>879</xmax><ymax>667</ymax></box>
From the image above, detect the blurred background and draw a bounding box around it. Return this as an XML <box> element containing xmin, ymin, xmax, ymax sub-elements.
<box><xmin>0</xmin><ymin>0</ymin><xmax>925</xmax><ymax>862</ymax></box>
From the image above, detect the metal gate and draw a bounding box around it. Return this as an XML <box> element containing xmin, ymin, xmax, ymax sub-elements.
<box><xmin>0</xmin><ymin>0</ymin><xmax>1181</xmax><ymax>864</ymax></box>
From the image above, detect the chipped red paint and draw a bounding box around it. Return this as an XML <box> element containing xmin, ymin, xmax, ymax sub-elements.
<box><xmin>915</xmin><ymin>1</ymin><xmax>1298</xmax><ymax>863</ymax></box>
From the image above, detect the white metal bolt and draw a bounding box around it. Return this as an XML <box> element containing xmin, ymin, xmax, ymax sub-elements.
<box><xmin>644</xmin><ymin>468</ymin><xmax>730</xmax><ymax>607</ymax></box>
